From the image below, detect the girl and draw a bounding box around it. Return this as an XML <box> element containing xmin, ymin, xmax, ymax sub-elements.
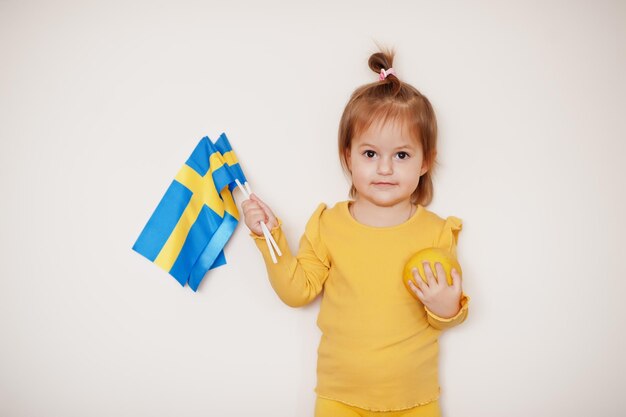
<box><xmin>241</xmin><ymin>48</ymin><xmax>470</xmax><ymax>417</ymax></box>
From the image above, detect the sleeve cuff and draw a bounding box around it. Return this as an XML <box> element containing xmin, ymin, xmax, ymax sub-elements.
<box><xmin>425</xmin><ymin>293</ymin><xmax>470</xmax><ymax>330</ymax></box>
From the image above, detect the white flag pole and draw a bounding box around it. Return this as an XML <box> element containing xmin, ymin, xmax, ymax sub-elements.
<box><xmin>235</xmin><ymin>179</ymin><xmax>280</xmax><ymax>263</ymax></box>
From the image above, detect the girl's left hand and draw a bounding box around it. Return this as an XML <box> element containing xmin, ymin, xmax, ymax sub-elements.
<box><xmin>407</xmin><ymin>262</ymin><xmax>463</xmax><ymax>319</ymax></box>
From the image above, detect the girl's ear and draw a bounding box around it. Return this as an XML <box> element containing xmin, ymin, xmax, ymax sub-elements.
<box><xmin>345</xmin><ymin>148</ymin><xmax>352</xmax><ymax>171</ymax></box>
<box><xmin>420</xmin><ymin>162</ymin><xmax>429</xmax><ymax>176</ymax></box>
<box><xmin>420</xmin><ymin>151</ymin><xmax>436</xmax><ymax>176</ymax></box>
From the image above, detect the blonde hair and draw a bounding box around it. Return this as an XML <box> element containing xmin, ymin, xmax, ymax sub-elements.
<box><xmin>338</xmin><ymin>46</ymin><xmax>438</xmax><ymax>206</ymax></box>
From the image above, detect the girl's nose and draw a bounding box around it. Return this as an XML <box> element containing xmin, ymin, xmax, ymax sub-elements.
<box><xmin>377</xmin><ymin>157</ymin><xmax>393</xmax><ymax>175</ymax></box>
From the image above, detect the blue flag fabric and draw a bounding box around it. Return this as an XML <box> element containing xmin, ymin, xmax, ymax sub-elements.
<box><xmin>214</xmin><ymin>132</ymin><xmax>248</xmax><ymax>190</ymax></box>
<box><xmin>133</xmin><ymin>134</ymin><xmax>243</xmax><ymax>291</ymax></box>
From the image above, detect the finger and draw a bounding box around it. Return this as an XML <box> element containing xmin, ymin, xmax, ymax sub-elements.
<box><xmin>451</xmin><ymin>268</ymin><xmax>462</xmax><ymax>291</ymax></box>
<box><xmin>423</xmin><ymin>261</ymin><xmax>437</xmax><ymax>287</ymax></box>
<box><xmin>250</xmin><ymin>193</ymin><xmax>268</xmax><ymax>207</ymax></box>
<box><xmin>248</xmin><ymin>208</ymin><xmax>267</xmax><ymax>224</ymax></box>
<box><xmin>408</xmin><ymin>279</ymin><xmax>425</xmax><ymax>302</ymax></box>
<box><xmin>245</xmin><ymin>214</ymin><xmax>264</xmax><ymax>235</ymax></box>
<box><xmin>243</xmin><ymin>205</ymin><xmax>264</xmax><ymax>222</ymax></box>
<box><xmin>434</xmin><ymin>262</ymin><xmax>447</xmax><ymax>286</ymax></box>
<box><xmin>411</xmin><ymin>267</ymin><xmax>427</xmax><ymax>289</ymax></box>
<box><xmin>244</xmin><ymin>207</ymin><xmax>267</xmax><ymax>229</ymax></box>
<box><xmin>250</xmin><ymin>194</ymin><xmax>277</xmax><ymax>224</ymax></box>
<box><xmin>241</xmin><ymin>200</ymin><xmax>259</xmax><ymax>213</ymax></box>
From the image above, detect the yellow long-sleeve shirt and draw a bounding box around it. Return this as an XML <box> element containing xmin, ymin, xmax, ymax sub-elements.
<box><xmin>251</xmin><ymin>201</ymin><xmax>470</xmax><ymax>411</ymax></box>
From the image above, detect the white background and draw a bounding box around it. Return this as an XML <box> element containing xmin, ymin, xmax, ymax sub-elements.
<box><xmin>1</xmin><ymin>1</ymin><xmax>625</xmax><ymax>416</ymax></box>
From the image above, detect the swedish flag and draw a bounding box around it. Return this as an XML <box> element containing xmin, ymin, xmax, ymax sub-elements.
<box><xmin>133</xmin><ymin>134</ymin><xmax>245</xmax><ymax>291</ymax></box>
<box><xmin>214</xmin><ymin>132</ymin><xmax>247</xmax><ymax>189</ymax></box>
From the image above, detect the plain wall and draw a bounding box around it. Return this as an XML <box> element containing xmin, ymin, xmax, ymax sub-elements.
<box><xmin>1</xmin><ymin>1</ymin><xmax>625</xmax><ymax>416</ymax></box>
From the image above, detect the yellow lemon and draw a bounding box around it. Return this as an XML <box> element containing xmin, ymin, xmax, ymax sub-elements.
<box><xmin>402</xmin><ymin>247</ymin><xmax>462</xmax><ymax>300</ymax></box>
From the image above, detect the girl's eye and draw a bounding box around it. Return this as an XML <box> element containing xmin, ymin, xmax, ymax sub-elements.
<box><xmin>364</xmin><ymin>150</ymin><xmax>377</xmax><ymax>158</ymax></box>
<box><xmin>396</xmin><ymin>151</ymin><xmax>409</xmax><ymax>160</ymax></box>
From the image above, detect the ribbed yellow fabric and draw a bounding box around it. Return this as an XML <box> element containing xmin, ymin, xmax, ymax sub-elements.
<box><xmin>251</xmin><ymin>201</ymin><xmax>470</xmax><ymax>411</ymax></box>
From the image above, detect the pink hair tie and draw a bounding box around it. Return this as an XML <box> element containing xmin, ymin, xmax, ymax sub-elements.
<box><xmin>379</xmin><ymin>67</ymin><xmax>396</xmax><ymax>81</ymax></box>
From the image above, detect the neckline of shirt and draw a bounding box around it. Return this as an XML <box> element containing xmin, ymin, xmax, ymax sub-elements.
<box><xmin>341</xmin><ymin>200</ymin><xmax>425</xmax><ymax>231</ymax></box>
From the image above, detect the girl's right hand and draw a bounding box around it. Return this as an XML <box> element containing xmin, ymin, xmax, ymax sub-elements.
<box><xmin>241</xmin><ymin>193</ymin><xmax>279</xmax><ymax>237</ymax></box>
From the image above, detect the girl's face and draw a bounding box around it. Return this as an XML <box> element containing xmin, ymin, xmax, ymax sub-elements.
<box><xmin>346</xmin><ymin>119</ymin><xmax>428</xmax><ymax>208</ymax></box>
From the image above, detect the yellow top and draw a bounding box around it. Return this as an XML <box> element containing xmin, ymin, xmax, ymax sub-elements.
<box><xmin>251</xmin><ymin>201</ymin><xmax>470</xmax><ymax>411</ymax></box>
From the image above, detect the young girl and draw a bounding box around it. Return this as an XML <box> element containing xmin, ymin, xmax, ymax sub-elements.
<box><xmin>241</xmin><ymin>48</ymin><xmax>470</xmax><ymax>417</ymax></box>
